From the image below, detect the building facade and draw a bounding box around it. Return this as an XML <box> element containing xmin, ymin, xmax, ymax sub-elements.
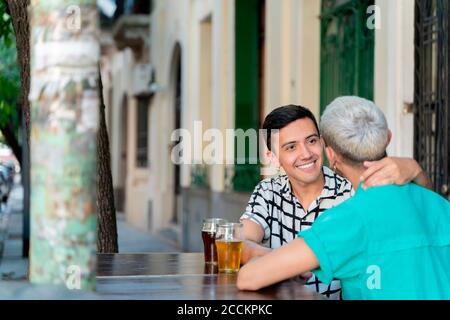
<box><xmin>102</xmin><ymin>0</ymin><xmax>449</xmax><ymax>252</ymax></box>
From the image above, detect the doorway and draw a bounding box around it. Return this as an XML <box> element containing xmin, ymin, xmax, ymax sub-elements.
<box><xmin>172</xmin><ymin>44</ymin><xmax>182</xmax><ymax>224</ymax></box>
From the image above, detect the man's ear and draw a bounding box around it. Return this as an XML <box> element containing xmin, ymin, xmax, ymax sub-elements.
<box><xmin>319</xmin><ymin>136</ymin><xmax>325</xmax><ymax>148</ymax></box>
<box><xmin>387</xmin><ymin>129</ymin><xmax>392</xmax><ymax>146</ymax></box>
<box><xmin>266</xmin><ymin>150</ymin><xmax>280</xmax><ymax>167</ymax></box>
<box><xmin>325</xmin><ymin>146</ymin><xmax>336</xmax><ymax>167</ymax></box>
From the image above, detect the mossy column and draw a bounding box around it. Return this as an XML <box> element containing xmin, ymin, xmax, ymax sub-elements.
<box><xmin>29</xmin><ymin>0</ymin><xmax>99</xmax><ymax>290</ymax></box>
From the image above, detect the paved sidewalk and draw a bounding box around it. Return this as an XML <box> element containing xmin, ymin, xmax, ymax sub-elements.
<box><xmin>117</xmin><ymin>213</ymin><xmax>179</xmax><ymax>253</ymax></box>
<box><xmin>0</xmin><ymin>175</ymin><xmax>179</xmax><ymax>298</ymax></box>
<box><xmin>0</xmin><ymin>178</ymin><xmax>27</xmax><ymax>281</ymax></box>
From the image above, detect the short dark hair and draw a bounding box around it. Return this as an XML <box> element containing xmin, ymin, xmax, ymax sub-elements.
<box><xmin>262</xmin><ymin>105</ymin><xmax>319</xmax><ymax>151</ymax></box>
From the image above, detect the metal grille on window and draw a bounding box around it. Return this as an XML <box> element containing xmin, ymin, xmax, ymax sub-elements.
<box><xmin>414</xmin><ymin>0</ymin><xmax>450</xmax><ymax>198</ymax></box>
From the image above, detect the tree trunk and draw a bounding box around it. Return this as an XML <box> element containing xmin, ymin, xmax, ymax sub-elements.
<box><xmin>6</xmin><ymin>0</ymin><xmax>30</xmax><ymax>137</ymax></box>
<box><xmin>8</xmin><ymin>0</ymin><xmax>119</xmax><ymax>259</ymax></box>
<box><xmin>97</xmin><ymin>70</ymin><xmax>119</xmax><ymax>253</ymax></box>
<box><xmin>20</xmin><ymin>104</ymin><xmax>30</xmax><ymax>258</ymax></box>
<box><xmin>29</xmin><ymin>0</ymin><xmax>99</xmax><ymax>289</ymax></box>
<box><xmin>6</xmin><ymin>0</ymin><xmax>31</xmax><ymax>259</ymax></box>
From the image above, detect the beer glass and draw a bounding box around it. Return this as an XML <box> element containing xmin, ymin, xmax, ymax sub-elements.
<box><xmin>215</xmin><ymin>223</ymin><xmax>244</xmax><ymax>273</ymax></box>
<box><xmin>202</xmin><ymin>218</ymin><xmax>227</xmax><ymax>265</ymax></box>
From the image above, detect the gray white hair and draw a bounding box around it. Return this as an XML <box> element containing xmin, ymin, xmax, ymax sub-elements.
<box><xmin>320</xmin><ymin>96</ymin><xmax>389</xmax><ymax>163</ymax></box>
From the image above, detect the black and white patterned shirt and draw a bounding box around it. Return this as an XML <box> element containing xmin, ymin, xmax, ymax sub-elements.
<box><xmin>240</xmin><ymin>166</ymin><xmax>354</xmax><ymax>299</ymax></box>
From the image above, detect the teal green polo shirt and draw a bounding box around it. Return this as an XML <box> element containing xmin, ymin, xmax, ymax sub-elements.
<box><xmin>300</xmin><ymin>183</ymin><xmax>450</xmax><ymax>300</ymax></box>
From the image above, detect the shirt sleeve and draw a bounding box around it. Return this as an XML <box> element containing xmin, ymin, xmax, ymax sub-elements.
<box><xmin>299</xmin><ymin>204</ymin><xmax>368</xmax><ymax>284</ymax></box>
<box><xmin>240</xmin><ymin>182</ymin><xmax>272</xmax><ymax>241</ymax></box>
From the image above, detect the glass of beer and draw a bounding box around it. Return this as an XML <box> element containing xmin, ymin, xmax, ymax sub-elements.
<box><xmin>215</xmin><ymin>223</ymin><xmax>244</xmax><ymax>273</ymax></box>
<box><xmin>202</xmin><ymin>218</ymin><xmax>227</xmax><ymax>265</ymax></box>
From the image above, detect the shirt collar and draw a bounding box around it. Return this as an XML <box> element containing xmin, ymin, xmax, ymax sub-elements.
<box><xmin>320</xmin><ymin>166</ymin><xmax>344</xmax><ymax>198</ymax></box>
<box><xmin>280</xmin><ymin>166</ymin><xmax>347</xmax><ymax>202</ymax></box>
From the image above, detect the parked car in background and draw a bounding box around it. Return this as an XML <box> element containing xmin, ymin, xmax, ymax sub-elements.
<box><xmin>0</xmin><ymin>144</ymin><xmax>18</xmax><ymax>204</ymax></box>
<box><xmin>0</xmin><ymin>163</ymin><xmax>14</xmax><ymax>203</ymax></box>
<box><xmin>0</xmin><ymin>169</ymin><xmax>8</xmax><ymax>204</ymax></box>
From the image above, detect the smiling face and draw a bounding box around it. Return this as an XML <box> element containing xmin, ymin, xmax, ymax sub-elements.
<box><xmin>271</xmin><ymin>118</ymin><xmax>324</xmax><ymax>186</ymax></box>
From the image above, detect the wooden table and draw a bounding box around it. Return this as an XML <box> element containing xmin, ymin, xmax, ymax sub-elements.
<box><xmin>96</xmin><ymin>253</ymin><xmax>323</xmax><ymax>300</ymax></box>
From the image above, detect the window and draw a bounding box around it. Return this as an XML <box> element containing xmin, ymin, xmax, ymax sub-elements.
<box><xmin>136</xmin><ymin>97</ymin><xmax>149</xmax><ymax>167</ymax></box>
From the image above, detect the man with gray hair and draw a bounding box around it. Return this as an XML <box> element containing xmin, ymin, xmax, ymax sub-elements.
<box><xmin>237</xmin><ymin>96</ymin><xmax>450</xmax><ymax>299</ymax></box>
<box><xmin>320</xmin><ymin>96</ymin><xmax>389</xmax><ymax>165</ymax></box>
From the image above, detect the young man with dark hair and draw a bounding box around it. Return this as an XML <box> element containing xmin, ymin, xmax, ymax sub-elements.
<box><xmin>237</xmin><ymin>97</ymin><xmax>449</xmax><ymax>299</ymax></box>
<box><xmin>240</xmin><ymin>104</ymin><xmax>431</xmax><ymax>299</ymax></box>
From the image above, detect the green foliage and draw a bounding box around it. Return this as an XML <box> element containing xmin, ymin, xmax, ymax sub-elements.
<box><xmin>0</xmin><ymin>1</ymin><xmax>13</xmax><ymax>46</ymax></box>
<box><xmin>0</xmin><ymin>2</ymin><xmax>19</xmax><ymax>129</ymax></box>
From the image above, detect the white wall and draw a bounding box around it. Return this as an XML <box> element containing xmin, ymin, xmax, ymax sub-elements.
<box><xmin>297</xmin><ymin>0</ymin><xmax>321</xmax><ymax>120</ymax></box>
<box><xmin>110</xmin><ymin>49</ymin><xmax>134</xmax><ymax>191</ymax></box>
<box><xmin>264</xmin><ymin>0</ymin><xmax>321</xmax><ymax>119</ymax></box>
<box><xmin>375</xmin><ymin>0</ymin><xmax>415</xmax><ymax>157</ymax></box>
<box><xmin>148</xmin><ymin>0</ymin><xmax>193</xmax><ymax>231</ymax></box>
<box><xmin>210</xmin><ymin>0</ymin><xmax>234</xmax><ymax>192</ymax></box>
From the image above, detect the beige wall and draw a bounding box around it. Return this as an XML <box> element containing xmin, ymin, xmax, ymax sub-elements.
<box><xmin>148</xmin><ymin>0</ymin><xmax>192</xmax><ymax>232</ymax></box>
<box><xmin>110</xmin><ymin>49</ymin><xmax>134</xmax><ymax>192</ymax></box>
<box><xmin>209</xmin><ymin>0</ymin><xmax>234</xmax><ymax>192</ymax></box>
<box><xmin>264</xmin><ymin>0</ymin><xmax>321</xmax><ymax>120</ymax></box>
<box><xmin>375</xmin><ymin>0</ymin><xmax>415</xmax><ymax>158</ymax></box>
<box><xmin>100</xmin><ymin>32</ymin><xmax>152</xmax><ymax>230</ymax></box>
<box><xmin>297</xmin><ymin>0</ymin><xmax>321</xmax><ymax>121</ymax></box>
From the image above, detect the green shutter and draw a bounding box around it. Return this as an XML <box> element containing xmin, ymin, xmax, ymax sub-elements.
<box><xmin>232</xmin><ymin>0</ymin><xmax>261</xmax><ymax>192</ymax></box>
<box><xmin>320</xmin><ymin>0</ymin><xmax>375</xmax><ymax>114</ymax></box>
